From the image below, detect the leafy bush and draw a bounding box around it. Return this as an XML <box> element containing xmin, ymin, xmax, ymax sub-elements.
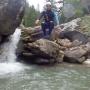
<box><xmin>59</xmin><ymin>0</ymin><xmax>86</xmax><ymax>23</ymax></box>
<box><xmin>74</xmin><ymin>8</ymin><xmax>84</xmax><ymax>17</ymax></box>
<box><xmin>23</xmin><ymin>3</ymin><xmax>40</xmax><ymax>27</ymax></box>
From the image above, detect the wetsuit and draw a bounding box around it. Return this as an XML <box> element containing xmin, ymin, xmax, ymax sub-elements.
<box><xmin>39</xmin><ymin>10</ymin><xmax>55</xmax><ymax>36</ymax></box>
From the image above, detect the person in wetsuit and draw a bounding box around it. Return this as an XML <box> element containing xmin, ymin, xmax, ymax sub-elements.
<box><xmin>35</xmin><ymin>2</ymin><xmax>55</xmax><ymax>36</ymax></box>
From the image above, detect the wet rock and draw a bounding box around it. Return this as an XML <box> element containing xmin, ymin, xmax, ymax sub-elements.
<box><xmin>16</xmin><ymin>39</ymin><xmax>24</xmax><ymax>57</ymax></box>
<box><xmin>0</xmin><ymin>0</ymin><xmax>25</xmax><ymax>36</ymax></box>
<box><xmin>50</xmin><ymin>26</ymin><xmax>62</xmax><ymax>40</ymax></box>
<box><xmin>60</xmin><ymin>18</ymin><xmax>81</xmax><ymax>31</ymax></box>
<box><xmin>83</xmin><ymin>59</ymin><xmax>90</xmax><ymax>65</ymax></box>
<box><xmin>59</xmin><ymin>31</ymin><xmax>88</xmax><ymax>44</ymax></box>
<box><xmin>22</xmin><ymin>39</ymin><xmax>64</xmax><ymax>64</ymax></box>
<box><xmin>56</xmin><ymin>39</ymin><xmax>72</xmax><ymax>48</ymax></box>
<box><xmin>85</xmin><ymin>43</ymin><xmax>90</xmax><ymax>59</ymax></box>
<box><xmin>64</xmin><ymin>45</ymin><xmax>90</xmax><ymax>63</ymax></box>
<box><xmin>0</xmin><ymin>36</ymin><xmax>2</xmax><ymax>43</ymax></box>
<box><xmin>33</xmin><ymin>58</ymin><xmax>54</xmax><ymax>65</ymax></box>
<box><xmin>21</xmin><ymin>26</ymin><xmax>43</xmax><ymax>42</ymax></box>
<box><xmin>72</xmin><ymin>40</ymin><xmax>83</xmax><ymax>47</ymax></box>
<box><xmin>86</xmin><ymin>52</ymin><xmax>90</xmax><ymax>59</ymax></box>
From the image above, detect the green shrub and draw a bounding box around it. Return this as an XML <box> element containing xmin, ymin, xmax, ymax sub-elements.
<box><xmin>23</xmin><ymin>3</ymin><xmax>40</xmax><ymax>27</ymax></box>
<box><xmin>75</xmin><ymin>8</ymin><xmax>84</xmax><ymax>18</ymax></box>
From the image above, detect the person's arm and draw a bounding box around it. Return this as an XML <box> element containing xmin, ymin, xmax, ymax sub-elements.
<box><xmin>38</xmin><ymin>11</ymin><xmax>44</xmax><ymax>20</ymax></box>
<box><xmin>35</xmin><ymin>12</ymin><xmax>44</xmax><ymax>25</ymax></box>
<box><xmin>52</xmin><ymin>12</ymin><xmax>55</xmax><ymax>21</ymax></box>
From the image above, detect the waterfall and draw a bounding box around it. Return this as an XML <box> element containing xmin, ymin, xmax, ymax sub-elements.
<box><xmin>0</xmin><ymin>28</ymin><xmax>21</xmax><ymax>63</ymax></box>
<box><xmin>0</xmin><ymin>28</ymin><xmax>28</xmax><ymax>75</ymax></box>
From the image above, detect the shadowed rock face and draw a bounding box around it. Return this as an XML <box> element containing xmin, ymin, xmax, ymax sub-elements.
<box><xmin>0</xmin><ymin>0</ymin><xmax>25</xmax><ymax>36</ymax></box>
<box><xmin>18</xmin><ymin>39</ymin><xmax>64</xmax><ymax>65</ymax></box>
<box><xmin>59</xmin><ymin>31</ymin><xmax>88</xmax><ymax>44</ymax></box>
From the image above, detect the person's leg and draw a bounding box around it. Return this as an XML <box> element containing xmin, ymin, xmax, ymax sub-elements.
<box><xmin>41</xmin><ymin>22</ymin><xmax>47</xmax><ymax>36</ymax></box>
<box><xmin>48</xmin><ymin>21</ymin><xmax>54</xmax><ymax>35</ymax></box>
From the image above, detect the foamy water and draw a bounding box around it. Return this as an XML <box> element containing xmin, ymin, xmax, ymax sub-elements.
<box><xmin>0</xmin><ymin>28</ymin><xmax>21</xmax><ymax>62</ymax></box>
<box><xmin>0</xmin><ymin>63</ymin><xmax>26</xmax><ymax>75</ymax></box>
<box><xmin>0</xmin><ymin>29</ymin><xmax>29</xmax><ymax>75</ymax></box>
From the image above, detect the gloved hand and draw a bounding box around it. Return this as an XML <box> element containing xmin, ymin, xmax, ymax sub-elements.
<box><xmin>35</xmin><ymin>19</ymin><xmax>40</xmax><ymax>25</ymax></box>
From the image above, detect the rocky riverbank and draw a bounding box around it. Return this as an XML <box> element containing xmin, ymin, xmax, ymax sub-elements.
<box><xmin>18</xmin><ymin>17</ymin><xmax>90</xmax><ymax>65</ymax></box>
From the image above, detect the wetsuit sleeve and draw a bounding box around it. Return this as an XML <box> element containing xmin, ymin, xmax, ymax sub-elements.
<box><xmin>52</xmin><ymin>12</ymin><xmax>55</xmax><ymax>21</ymax></box>
<box><xmin>53</xmin><ymin>12</ymin><xmax>55</xmax><ymax>17</ymax></box>
<box><xmin>39</xmin><ymin>11</ymin><xmax>44</xmax><ymax>20</ymax></box>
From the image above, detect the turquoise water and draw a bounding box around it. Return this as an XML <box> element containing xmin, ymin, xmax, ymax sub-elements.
<box><xmin>0</xmin><ymin>63</ymin><xmax>90</xmax><ymax>90</ymax></box>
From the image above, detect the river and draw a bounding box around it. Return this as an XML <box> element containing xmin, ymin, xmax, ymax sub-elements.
<box><xmin>0</xmin><ymin>29</ymin><xmax>90</xmax><ymax>90</ymax></box>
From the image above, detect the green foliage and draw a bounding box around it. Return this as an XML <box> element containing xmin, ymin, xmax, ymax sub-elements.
<box><xmin>59</xmin><ymin>0</ymin><xmax>86</xmax><ymax>23</ymax></box>
<box><xmin>75</xmin><ymin>8</ymin><xmax>84</xmax><ymax>17</ymax></box>
<box><xmin>59</xmin><ymin>11</ymin><xmax>67</xmax><ymax>23</ymax></box>
<box><xmin>23</xmin><ymin>3</ymin><xmax>40</xmax><ymax>27</ymax></box>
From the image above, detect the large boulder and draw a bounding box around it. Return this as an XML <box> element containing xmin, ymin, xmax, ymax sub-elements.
<box><xmin>59</xmin><ymin>31</ymin><xmax>88</xmax><ymax>44</ymax></box>
<box><xmin>56</xmin><ymin>39</ymin><xmax>72</xmax><ymax>48</ymax></box>
<box><xmin>60</xmin><ymin>18</ymin><xmax>81</xmax><ymax>31</ymax></box>
<box><xmin>21</xmin><ymin>26</ymin><xmax>43</xmax><ymax>42</ymax></box>
<box><xmin>0</xmin><ymin>0</ymin><xmax>25</xmax><ymax>36</ymax></box>
<box><xmin>83</xmin><ymin>59</ymin><xmax>90</xmax><ymax>65</ymax></box>
<box><xmin>22</xmin><ymin>39</ymin><xmax>64</xmax><ymax>64</ymax></box>
<box><xmin>64</xmin><ymin>44</ymin><xmax>90</xmax><ymax>63</ymax></box>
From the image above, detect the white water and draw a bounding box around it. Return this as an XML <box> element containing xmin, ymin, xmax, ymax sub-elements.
<box><xmin>0</xmin><ymin>29</ymin><xmax>28</xmax><ymax>75</ymax></box>
<box><xmin>0</xmin><ymin>28</ymin><xmax>21</xmax><ymax>62</ymax></box>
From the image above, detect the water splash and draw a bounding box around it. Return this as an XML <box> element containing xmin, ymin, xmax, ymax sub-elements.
<box><xmin>0</xmin><ymin>28</ymin><xmax>21</xmax><ymax>63</ymax></box>
<box><xmin>0</xmin><ymin>63</ymin><xmax>24</xmax><ymax>75</ymax></box>
<box><xmin>0</xmin><ymin>29</ymin><xmax>30</xmax><ymax>75</ymax></box>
